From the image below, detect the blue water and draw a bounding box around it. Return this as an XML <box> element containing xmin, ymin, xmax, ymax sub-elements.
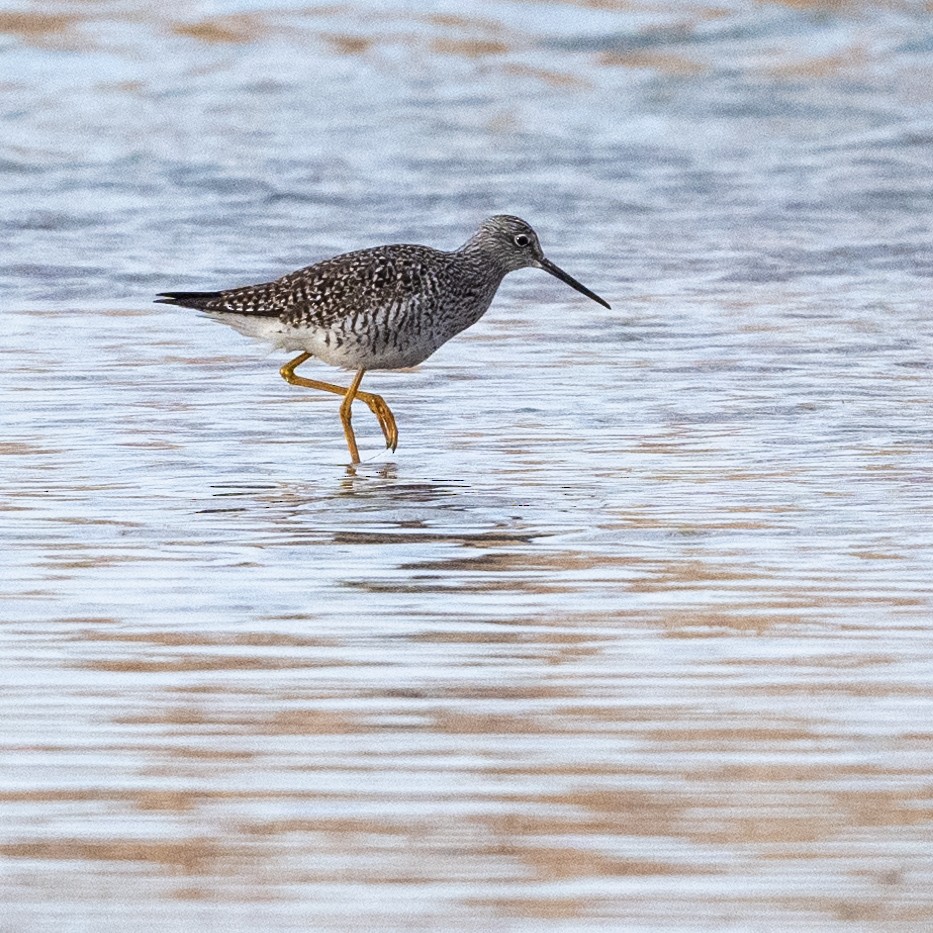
<box><xmin>2</xmin><ymin>2</ymin><xmax>933</xmax><ymax>930</ymax></box>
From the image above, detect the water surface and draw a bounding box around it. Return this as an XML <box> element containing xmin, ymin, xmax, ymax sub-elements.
<box><xmin>2</xmin><ymin>1</ymin><xmax>933</xmax><ymax>930</ymax></box>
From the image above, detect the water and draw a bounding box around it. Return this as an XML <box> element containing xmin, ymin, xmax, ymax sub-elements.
<box><xmin>2</xmin><ymin>1</ymin><xmax>933</xmax><ymax>930</ymax></box>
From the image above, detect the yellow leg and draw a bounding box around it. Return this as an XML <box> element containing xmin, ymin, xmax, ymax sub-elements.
<box><xmin>339</xmin><ymin>369</ymin><xmax>365</xmax><ymax>464</ymax></box>
<box><xmin>279</xmin><ymin>353</ymin><xmax>398</xmax><ymax>458</ymax></box>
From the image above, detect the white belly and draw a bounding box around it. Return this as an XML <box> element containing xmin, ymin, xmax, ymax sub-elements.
<box><xmin>204</xmin><ymin>312</ymin><xmax>447</xmax><ymax>371</ymax></box>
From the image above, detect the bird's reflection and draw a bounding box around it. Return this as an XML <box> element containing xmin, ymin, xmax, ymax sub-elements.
<box><xmin>200</xmin><ymin>465</ymin><xmax>471</xmax><ymax>549</ymax></box>
<box><xmin>341</xmin><ymin>459</ymin><xmax>398</xmax><ymax>487</ymax></box>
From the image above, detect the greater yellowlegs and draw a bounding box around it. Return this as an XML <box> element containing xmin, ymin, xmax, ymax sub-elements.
<box><xmin>158</xmin><ymin>215</ymin><xmax>610</xmax><ymax>462</ymax></box>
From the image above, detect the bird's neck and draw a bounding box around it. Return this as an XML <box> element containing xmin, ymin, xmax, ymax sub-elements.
<box><xmin>455</xmin><ymin>240</ymin><xmax>509</xmax><ymax>283</ymax></box>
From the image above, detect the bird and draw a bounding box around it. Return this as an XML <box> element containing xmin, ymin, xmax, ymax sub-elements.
<box><xmin>157</xmin><ymin>215</ymin><xmax>610</xmax><ymax>463</ymax></box>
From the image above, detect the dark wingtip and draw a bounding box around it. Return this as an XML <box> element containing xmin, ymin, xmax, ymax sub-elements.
<box><xmin>155</xmin><ymin>290</ymin><xmax>221</xmax><ymax>310</ymax></box>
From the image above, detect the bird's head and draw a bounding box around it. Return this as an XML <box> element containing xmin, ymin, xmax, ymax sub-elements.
<box><xmin>466</xmin><ymin>215</ymin><xmax>611</xmax><ymax>309</ymax></box>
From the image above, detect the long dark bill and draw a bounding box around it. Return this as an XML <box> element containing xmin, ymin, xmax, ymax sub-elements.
<box><xmin>538</xmin><ymin>257</ymin><xmax>611</xmax><ymax>309</ymax></box>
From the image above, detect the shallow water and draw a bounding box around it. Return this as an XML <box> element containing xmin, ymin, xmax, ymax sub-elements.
<box><xmin>2</xmin><ymin>1</ymin><xmax>933</xmax><ymax>930</ymax></box>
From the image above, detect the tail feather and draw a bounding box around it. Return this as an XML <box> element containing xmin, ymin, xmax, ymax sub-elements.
<box><xmin>156</xmin><ymin>290</ymin><xmax>223</xmax><ymax>310</ymax></box>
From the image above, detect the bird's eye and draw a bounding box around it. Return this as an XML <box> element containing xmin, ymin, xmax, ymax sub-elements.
<box><xmin>514</xmin><ymin>234</ymin><xmax>530</xmax><ymax>247</ymax></box>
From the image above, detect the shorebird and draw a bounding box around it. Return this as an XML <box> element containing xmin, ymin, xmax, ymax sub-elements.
<box><xmin>158</xmin><ymin>215</ymin><xmax>610</xmax><ymax>462</ymax></box>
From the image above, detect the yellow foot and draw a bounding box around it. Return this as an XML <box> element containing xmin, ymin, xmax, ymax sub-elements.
<box><xmin>279</xmin><ymin>354</ymin><xmax>398</xmax><ymax>458</ymax></box>
<box><xmin>356</xmin><ymin>390</ymin><xmax>398</xmax><ymax>452</ymax></box>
